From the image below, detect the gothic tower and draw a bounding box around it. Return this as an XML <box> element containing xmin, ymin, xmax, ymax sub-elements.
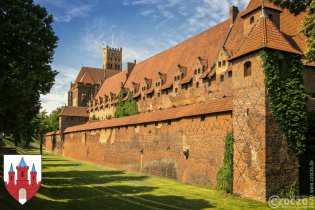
<box><xmin>102</xmin><ymin>45</ymin><xmax>122</xmax><ymax>70</ymax></box>
<box><xmin>16</xmin><ymin>157</ymin><xmax>29</xmax><ymax>186</ymax></box>
<box><xmin>30</xmin><ymin>164</ymin><xmax>37</xmax><ymax>186</ymax></box>
<box><xmin>8</xmin><ymin>164</ymin><xmax>15</xmax><ymax>185</ymax></box>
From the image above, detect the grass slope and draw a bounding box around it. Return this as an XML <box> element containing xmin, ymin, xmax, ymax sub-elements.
<box><xmin>0</xmin><ymin>139</ymin><xmax>311</xmax><ymax>210</ymax></box>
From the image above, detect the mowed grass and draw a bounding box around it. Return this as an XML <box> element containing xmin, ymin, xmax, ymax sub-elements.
<box><xmin>0</xmin><ymin>139</ymin><xmax>311</xmax><ymax>210</ymax></box>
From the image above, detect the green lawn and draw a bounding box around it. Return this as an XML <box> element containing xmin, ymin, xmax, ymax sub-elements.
<box><xmin>0</xmin><ymin>140</ymin><xmax>311</xmax><ymax>210</ymax></box>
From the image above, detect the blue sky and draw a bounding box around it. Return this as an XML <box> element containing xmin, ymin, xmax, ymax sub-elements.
<box><xmin>36</xmin><ymin>0</ymin><xmax>249</xmax><ymax>113</ymax></box>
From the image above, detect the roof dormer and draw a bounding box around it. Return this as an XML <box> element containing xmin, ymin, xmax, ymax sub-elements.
<box><xmin>241</xmin><ymin>0</ymin><xmax>282</xmax><ymax>35</ymax></box>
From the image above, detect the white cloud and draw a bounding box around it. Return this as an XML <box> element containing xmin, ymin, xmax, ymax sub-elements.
<box><xmin>80</xmin><ymin>18</ymin><xmax>167</xmax><ymax>66</ymax></box>
<box><xmin>40</xmin><ymin>65</ymin><xmax>78</xmax><ymax>114</ymax></box>
<box><xmin>35</xmin><ymin>0</ymin><xmax>94</xmax><ymax>23</ymax></box>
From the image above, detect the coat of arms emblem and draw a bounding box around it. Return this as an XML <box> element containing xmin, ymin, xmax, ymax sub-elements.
<box><xmin>3</xmin><ymin>155</ymin><xmax>41</xmax><ymax>204</ymax></box>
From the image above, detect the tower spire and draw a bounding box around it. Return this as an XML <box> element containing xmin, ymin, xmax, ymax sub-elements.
<box><xmin>261</xmin><ymin>0</ymin><xmax>267</xmax><ymax>18</ymax></box>
<box><xmin>9</xmin><ymin>163</ymin><xmax>14</xmax><ymax>172</ymax></box>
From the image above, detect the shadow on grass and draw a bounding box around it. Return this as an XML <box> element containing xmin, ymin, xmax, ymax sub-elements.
<box><xmin>1</xmin><ymin>155</ymin><xmax>214</xmax><ymax>210</ymax></box>
<box><xmin>29</xmin><ymin>160</ymin><xmax>213</xmax><ymax>209</ymax></box>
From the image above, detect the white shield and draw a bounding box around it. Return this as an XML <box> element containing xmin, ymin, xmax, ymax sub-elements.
<box><xmin>3</xmin><ymin>155</ymin><xmax>42</xmax><ymax>205</ymax></box>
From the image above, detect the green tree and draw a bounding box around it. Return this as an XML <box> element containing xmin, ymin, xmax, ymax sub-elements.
<box><xmin>268</xmin><ymin>0</ymin><xmax>314</xmax><ymax>61</ymax></box>
<box><xmin>302</xmin><ymin>1</ymin><xmax>315</xmax><ymax>62</ymax></box>
<box><xmin>0</xmin><ymin>0</ymin><xmax>58</xmax><ymax>146</ymax></box>
<box><xmin>114</xmin><ymin>88</ymin><xmax>138</xmax><ymax>118</ymax></box>
<box><xmin>115</xmin><ymin>88</ymin><xmax>127</xmax><ymax>118</ymax></box>
<box><xmin>33</xmin><ymin>111</ymin><xmax>50</xmax><ymax>154</ymax></box>
<box><xmin>47</xmin><ymin>107</ymin><xmax>63</xmax><ymax>131</ymax></box>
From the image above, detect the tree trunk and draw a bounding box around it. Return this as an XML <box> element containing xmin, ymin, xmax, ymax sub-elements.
<box><xmin>40</xmin><ymin>133</ymin><xmax>43</xmax><ymax>155</ymax></box>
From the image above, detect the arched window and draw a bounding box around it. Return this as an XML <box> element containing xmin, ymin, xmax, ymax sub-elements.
<box><xmin>223</xmin><ymin>60</ymin><xmax>226</xmax><ymax>66</ymax></box>
<box><xmin>244</xmin><ymin>61</ymin><xmax>252</xmax><ymax>77</ymax></box>
<box><xmin>218</xmin><ymin>61</ymin><xmax>222</xmax><ymax>67</ymax></box>
<box><xmin>250</xmin><ymin>16</ymin><xmax>255</xmax><ymax>24</ymax></box>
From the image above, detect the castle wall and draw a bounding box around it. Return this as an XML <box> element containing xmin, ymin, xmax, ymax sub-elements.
<box><xmin>232</xmin><ymin>52</ymin><xmax>299</xmax><ymax>201</ymax></box>
<box><xmin>59</xmin><ymin>116</ymin><xmax>89</xmax><ymax>133</ymax></box>
<box><xmin>49</xmin><ymin>112</ymin><xmax>233</xmax><ymax>187</ymax></box>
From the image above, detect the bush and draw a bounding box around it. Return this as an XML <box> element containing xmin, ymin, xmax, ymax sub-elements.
<box><xmin>216</xmin><ymin>131</ymin><xmax>234</xmax><ymax>193</ymax></box>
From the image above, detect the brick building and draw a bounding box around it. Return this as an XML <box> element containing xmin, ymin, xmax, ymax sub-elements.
<box><xmin>46</xmin><ymin>0</ymin><xmax>315</xmax><ymax>201</ymax></box>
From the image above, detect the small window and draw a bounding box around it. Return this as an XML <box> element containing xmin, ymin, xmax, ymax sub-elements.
<box><xmin>220</xmin><ymin>75</ymin><xmax>224</xmax><ymax>82</ymax></box>
<box><xmin>196</xmin><ymin>82</ymin><xmax>199</xmax><ymax>88</ymax></box>
<box><xmin>175</xmin><ymin>88</ymin><xmax>178</xmax><ymax>93</ymax></box>
<box><xmin>167</xmin><ymin>121</ymin><xmax>171</xmax><ymax>125</ymax></box>
<box><xmin>198</xmin><ymin>68</ymin><xmax>201</xmax><ymax>74</ymax></box>
<box><xmin>250</xmin><ymin>16</ymin><xmax>255</xmax><ymax>24</ymax></box>
<box><xmin>244</xmin><ymin>61</ymin><xmax>252</xmax><ymax>77</ymax></box>
<box><xmin>166</xmin><ymin>89</ymin><xmax>169</xmax><ymax>95</ymax></box>
<box><xmin>22</xmin><ymin>171</ymin><xmax>24</xmax><ymax>177</ymax></box>
<box><xmin>228</xmin><ymin>71</ymin><xmax>232</xmax><ymax>78</ymax></box>
<box><xmin>223</xmin><ymin>60</ymin><xmax>226</xmax><ymax>66</ymax></box>
<box><xmin>201</xmin><ymin>115</ymin><xmax>205</xmax><ymax>121</ymax></box>
<box><xmin>155</xmin><ymin>122</ymin><xmax>158</xmax><ymax>126</ymax></box>
<box><xmin>218</xmin><ymin>61</ymin><xmax>222</xmax><ymax>67</ymax></box>
<box><xmin>144</xmin><ymin>124</ymin><xmax>147</xmax><ymax>128</ymax></box>
<box><xmin>158</xmin><ymin>92</ymin><xmax>161</xmax><ymax>97</ymax></box>
<box><xmin>194</xmin><ymin>70</ymin><xmax>197</xmax><ymax>75</ymax></box>
<box><xmin>268</xmin><ymin>14</ymin><xmax>273</xmax><ymax>21</ymax></box>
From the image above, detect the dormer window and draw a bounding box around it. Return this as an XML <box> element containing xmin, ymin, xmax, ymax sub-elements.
<box><xmin>223</xmin><ymin>60</ymin><xmax>226</xmax><ymax>66</ymax></box>
<box><xmin>268</xmin><ymin>14</ymin><xmax>273</xmax><ymax>21</ymax></box>
<box><xmin>194</xmin><ymin>70</ymin><xmax>197</xmax><ymax>75</ymax></box>
<box><xmin>250</xmin><ymin>16</ymin><xmax>254</xmax><ymax>24</ymax></box>
<box><xmin>198</xmin><ymin>68</ymin><xmax>201</xmax><ymax>74</ymax></box>
<box><xmin>218</xmin><ymin>61</ymin><xmax>222</xmax><ymax>67</ymax></box>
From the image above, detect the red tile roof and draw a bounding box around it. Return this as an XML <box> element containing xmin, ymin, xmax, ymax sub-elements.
<box><xmin>145</xmin><ymin>85</ymin><xmax>155</xmax><ymax>94</ymax></box>
<box><xmin>59</xmin><ymin>106</ymin><xmax>89</xmax><ymax>117</ymax></box>
<box><xmin>178</xmin><ymin>69</ymin><xmax>193</xmax><ymax>85</ymax></box>
<box><xmin>74</xmin><ymin>67</ymin><xmax>103</xmax><ymax>84</ymax></box>
<box><xmin>200</xmin><ymin>69</ymin><xmax>210</xmax><ymax>79</ymax></box>
<box><xmin>159</xmin><ymin>81</ymin><xmax>173</xmax><ymax>90</ymax></box>
<box><xmin>124</xmin><ymin>19</ymin><xmax>231</xmax><ymax>92</ymax></box>
<box><xmin>64</xmin><ymin>98</ymin><xmax>233</xmax><ymax>133</ymax></box>
<box><xmin>95</xmin><ymin>71</ymin><xmax>127</xmax><ymax>99</ymax></box>
<box><xmin>80</xmin><ymin>71</ymin><xmax>94</xmax><ymax>84</ymax></box>
<box><xmin>229</xmin><ymin>15</ymin><xmax>302</xmax><ymax>60</ymax></box>
<box><xmin>240</xmin><ymin>0</ymin><xmax>282</xmax><ymax>17</ymax></box>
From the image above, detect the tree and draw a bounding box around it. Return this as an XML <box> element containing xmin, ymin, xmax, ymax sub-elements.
<box><xmin>33</xmin><ymin>107</ymin><xmax>62</xmax><ymax>154</ymax></box>
<box><xmin>33</xmin><ymin>111</ymin><xmax>50</xmax><ymax>154</ymax></box>
<box><xmin>302</xmin><ymin>1</ymin><xmax>315</xmax><ymax>62</ymax></box>
<box><xmin>114</xmin><ymin>88</ymin><xmax>139</xmax><ymax>118</ymax></box>
<box><xmin>0</xmin><ymin>0</ymin><xmax>58</xmax><ymax>146</ymax></box>
<box><xmin>268</xmin><ymin>0</ymin><xmax>314</xmax><ymax>62</ymax></box>
<box><xmin>47</xmin><ymin>107</ymin><xmax>63</xmax><ymax>131</ymax></box>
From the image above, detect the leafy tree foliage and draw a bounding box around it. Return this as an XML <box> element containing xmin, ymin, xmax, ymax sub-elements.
<box><xmin>115</xmin><ymin>88</ymin><xmax>139</xmax><ymax>118</ymax></box>
<box><xmin>268</xmin><ymin>0</ymin><xmax>314</xmax><ymax>61</ymax></box>
<box><xmin>268</xmin><ymin>0</ymin><xmax>312</xmax><ymax>15</ymax></box>
<box><xmin>33</xmin><ymin>107</ymin><xmax>62</xmax><ymax>153</ymax></box>
<box><xmin>302</xmin><ymin>1</ymin><xmax>315</xmax><ymax>62</ymax></box>
<box><xmin>0</xmin><ymin>0</ymin><xmax>58</xmax><ymax>146</ymax></box>
<box><xmin>216</xmin><ymin>131</ymin><xmax>234</xmax><ymax>193</ymax></box>
<box><xmin>261</xmin><ymin>49</ymin><xmax>309</xmax><ymax>155</ymax></box>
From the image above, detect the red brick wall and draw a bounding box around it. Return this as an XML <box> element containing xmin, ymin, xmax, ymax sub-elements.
<box><xmin>232</xmin><ymin>52</ymin><xmax>299</xmax><ymax>201</ymax></box>
<box><xmin>62</xmin><ymin>112</ymin><xmax>232</xmax><ymax>187</ymax></box>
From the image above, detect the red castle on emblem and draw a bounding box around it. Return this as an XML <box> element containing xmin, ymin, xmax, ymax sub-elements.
<box><xmin>4</xmin><ymin>157</ymin><xmax>41</xmax><ymax>204</ymax></box>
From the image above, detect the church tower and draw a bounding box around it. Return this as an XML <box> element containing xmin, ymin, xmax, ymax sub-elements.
<box><xmin>102</xmin><ymin>45</ymin><xmax>122</xmax><ymax>70</ymax></box>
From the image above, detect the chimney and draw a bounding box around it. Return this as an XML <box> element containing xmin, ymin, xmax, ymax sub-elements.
<box><xmin>126</xmin><ymin>61</ymin><xmax>136</xmax><ymax>75</ymax></box>
<box><xmin>230</xmin><ymin>5</ymin><xmax>239</xmax><ymax>25</ymax></box>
